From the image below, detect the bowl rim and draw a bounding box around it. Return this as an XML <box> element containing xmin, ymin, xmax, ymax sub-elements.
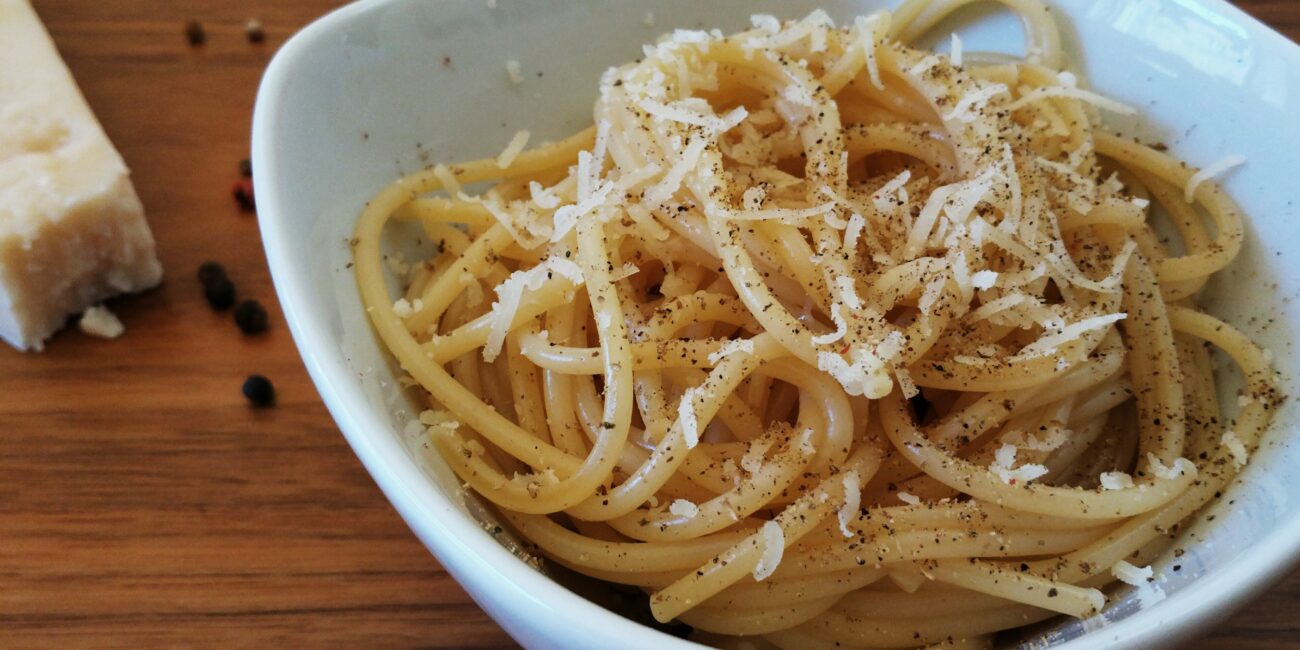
<box><xmin>251</xmin><ymin>0</ymin><xmax>1300</xmax><ymax>648</ymax></box>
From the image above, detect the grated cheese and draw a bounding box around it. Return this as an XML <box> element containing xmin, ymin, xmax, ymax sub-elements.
<box><xmin>943</xmin><ymin>83</ymin><xmax>1007</xmax><ymax>123</ymax></box>
<box><xmin>872</xmin><ymin>170</ymin><xmax>912</xmax><ymax>213</ymax></box>
<box><xmin>818</xmin><ymin>348</ymin><xmax>894</xmax><ymax>399</ymax></box>
<box><xmin>679</xmin><ymin>386</ymin><xmax>705</xmax><ymax>448</ymax></box>
<box><xmin>1018</xmin><ymin>313</ymin><xmax>1127</xmax><ymax>358</ymax></box>
<box><xmin>903</xmin><ymin>185</ymin><xmax>956</xmax><ymax>260</ymax></box>
<box><xmin>838</xmin><ymin>470</ymin><xmax>861</xmax><ymax>538</ymax></box>
<box><xmin>752</xmin><ymin>520</ymin><xmax>785</xmax><ymax>581</ymax></box>
<box><xmin>483</xmin><ymin>257</ymin><xmax>583</xmax><ymax>362</ymax></box>
<box><xmin>646</xmin><ymin>137</ymin><xmax>708</xmax><ymax>204</ymax></box>
<box><xmin>495</xmin><ymin>129</ymin><xmax>531</xmax><ymax>169</ymax></box>
<box><xmin>637</xmin><ymin>98</ymin><xmax>746</xmax><ymax>133</ymax></box>
<box><xmin>897</xmin><ymin>491</ymin><xmax>921</xmax><ymax>506</ymax></box>
<box><xmin>1184</xmin><ymin>154</ymin><xmax>1245</xmax><ymax>203</ymax></box>
<box><xmin>750</xmin><ymin>14</ymin><xmax>781</xmax><ymax>34</ymax></box>
<box><xmin>392</xmin><ymin>297</ymin><xmax>419</xmax><ymax>318</ymax></box>
<box><xmin>991</xmin><ymin>444</ymin><xmax>1048</xmax><ymax>484</ymax></box>
<box><xmin>669</xmin><ymin>499</ymin><xmax>700</xmax><ymax>519</ymax></box>
<box><xmin>835</xmin><ymin>276</ymin><xmax>864</xmax><ymax>311</ymax></box>
<box><xmin>971</xmin><ymin>270</ymin><xmax>998</xmax><ymax>290</ymax></box>
<box><xmin>1007</xmin><ymin>86</ymin><xmax>1137</xmax><ymax>115</ymax></box>
<box><xmin>1099</xmin><ymin>471</ymin><xmax>1135</xmax><ymax>490</ymax></box>
<box><xmin>855</xmin><ymin>13</ymin><xmax>888</xmax><ymax>90</ymax></box>
<box><xmin>1112</xmin><ymin>560</ymin><xmax>1154</xmax><ymax>587</ymax></box>
<box><xmin>505</xmin><ymin>59</ymin><xmax>523</xmax><ymax>85</ymax></box>
<box><xmin>811</xmin><ymin>303</ymin><xmax>848</xmax><ymax>346</ymax></box>
<box><xmin>950</xmin><ymin>33</ymin><xmax>963</xmax><ymax>67</ymax></box>
<box><xmin>708</xmin><ymin>337</ymin><xmax>756</xmax><ymax>364</ymax></box>
<box><xmin>844</xmin><ymin>212</ymin><xmax>867</xmax><ymax>252</ymax></box>
<box><xmin>1147</xmin><ymin>453</ymin><xmax>1195</xmax><ymax>480</ymax></box>
<box><xmin>386</xmin><ymin>251</ymin><xmax>410</xmax><ymax>277</ymax></box>
<box><xmin>741</xmin><ymin>438</ymin><xmax>774</xmax><ymax>474</ymax></box>
<box><xmin>1221</xmin><ymin>430</ymin><xmax>1248</xmax><ymax>469</ymax></box>
<box><xmin>529</xmin><ymin>181</ymin><xmax>560</xmax><ymax>209</ymax></box>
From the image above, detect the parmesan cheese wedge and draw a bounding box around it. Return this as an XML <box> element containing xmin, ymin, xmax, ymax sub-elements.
<box><xmin>0</xmin><ymin>0</ymin><xmax>162</xmax><ymax>350</ymax></box>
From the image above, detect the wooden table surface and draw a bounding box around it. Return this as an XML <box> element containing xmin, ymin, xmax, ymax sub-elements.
<box><xmin>2</xmin><ymin>1</ymin><xmax>1296</xmax><ymax>647</ymax></box>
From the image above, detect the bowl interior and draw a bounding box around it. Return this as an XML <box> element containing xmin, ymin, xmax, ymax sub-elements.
<box><xmin>254</xmin><ymin>0</ymin><xmax>1300</xmax><ymax>647</ymax></box>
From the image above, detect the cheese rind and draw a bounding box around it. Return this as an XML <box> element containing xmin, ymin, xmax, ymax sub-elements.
<box><xmin>0</xmin><ymin>0</ymin><xmax>162</xmax><ymax>351</ymax></box>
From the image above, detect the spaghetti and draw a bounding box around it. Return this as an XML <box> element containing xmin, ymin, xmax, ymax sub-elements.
<box><xmin>353</xmin><ymin>1</ymin><xmax>1283</xmax><ymax>647</ymax></box>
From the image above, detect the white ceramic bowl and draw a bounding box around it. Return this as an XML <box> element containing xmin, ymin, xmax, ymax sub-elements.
<box><xmin>252</xmin><ymin>1</ymin><xmax>1300</xmax><ymax>647</ymax></box>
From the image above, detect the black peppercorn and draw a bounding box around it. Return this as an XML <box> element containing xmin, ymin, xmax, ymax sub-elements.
<box><xmin>233</xmin><ymin>300</ymin><xmax>269</xmax><ymax>334</ymax></box>
<box><xmin>242</xmin><ymin>375</ymin><xmax>275</xmax><ymax>406</ymax></box>
<box><xmin>197</xmin><ymin>261</ymin><xmax>227</xmax><ymax>287</ymax></box>
<box><xmin>204</xmin><ymin>277</ymin><xmax>236</xmax><ymax>310</ymax></box>
<box><xmin>184</xmin><ymin>20</ymin><xmax>206</xmax><ymax>46</ymax></box>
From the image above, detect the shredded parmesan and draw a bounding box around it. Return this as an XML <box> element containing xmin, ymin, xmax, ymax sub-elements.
<box><xmin>844</xmin><ymin>212</ymin><xmax>867</xmax><ymax>251</ymax></box>
<box><xmin>1018</xmin><ymin>313</ymin><xmax>1127</xmax><ymax>358</ymax></box>
<box><xmin>386</xmin><ymin>251</ymin><xmax>410</xmax><ymax>277</ymax></box>
<box><xmin>1147</xmin><ymin>453</ymin><xmax>1194</xmax><ymax>480</ymax></box>
<box><xmin>752</xmin><ymin>520</ymin><xmax>785</xmax><ymax>581</ymax></box>
<box><xmin>392</xmin><ymin>297</ymin><xmax>420</xmax><ymax>318</ymax></box>
<box><xmin>1100</xmin><ymin>471</ymin><xmax>1135</xmax><ymax>490</ymax></box>
<box><xmin>971</xmin><ymin>270</ymin><xmax>998</xmax><ymax>290</ymax></box>
<box><xmin>529</xmin><ymin>181</ymin><xmax>560</xmax><ymax>209</ymax></box>
<box><xmin>897</xmin><ymin>491</ymin><xmax>921</xmax><ymax>506</ymax></box>
<box><xmin>669</xmin><ymin>499</ymin><xmax>700</xmax><ymax>519</ymax></box>
<box><xmin>855</xmin><ymin>13</ymin><xmax>887</xmax><ymax>90</ymax></box>
<box><xmin>708</xmin><ymin>338</ymin><xmax>756</xmax><ymax>364</ymax></box>
<box><xmin>505</xmin><ymin>59</ymin><xmax>523</xmax><ymax>85</ymax></box>
<box><xmin>1185</xmin><ymin>154</ymin><xmax>1245</xmax><ymax>202</ymax></box>
<box><xmin>872</xmin><ymin>169</ymin><xmax>912</xmax><ymax>213</ymax></box>
<box><xmin>679</xmin><ymin>386</ymin><xmax>705</xmax><ymax>448</ymax></box>
<box><xmin>1221</xmin><ymin>430</ymin><xmax>1249</xmax><ymax>469</ymax></box>
<box><xmin>943</xmin><ymin>83</ymin><xmax>1007</xmax><ymax>123</ymax></box>
<box><xmin>1007</xmin><ymin>86</ymin><xmax>1137</xmax><ymax>115</ymax></box>
<box><xmin>838</xmin><ymin>470</ymin><xmax>861</xmax><ymax>537</ymax></box>
<box><xmin>495</xmin><ymin>129</ymin><xmax>530</xmax><ymax>169</ymax></box>
<box><xmin>818</xmin><ymin>348</ymin><xmax>893</xmax><ymax>399</ymax></box>
<box><xmin>741</xmin><ymin>438</ymin><xmax>774</xmax><ymax>474</ymax></box>
<box><xmin>483</xmin><ymin>257</ymin><xmax>583</xmax><ymax>361</ymax></box>
<box><xmin>991</xmin><ymin>444</ymin><xmax>1049</xmax><ymax>484</ymax></box>
<box><xmin>950</xmin><ymin>33</ymin><xmax>963</xmax><ymax>67</ymax></box>
<box><xmin>811</xmin><ymin>303</ymin><xmax>848</xmax><ymax>346</ymax></box>
<box><xmin>835</xmin><ymin>276</ymin><xmax>864</xmax><ymax>311</ymax></box>
<box><xmin>1112</xmin><ymin>560</ymin><xmax>1154</xmax><ymax>586</ymax></box>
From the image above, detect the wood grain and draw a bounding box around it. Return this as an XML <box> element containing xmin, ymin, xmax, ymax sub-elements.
<box><xmin>0</xmin><ymin>1</ymin><xmax>1295</xmax><ymax>648</ymax></box>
